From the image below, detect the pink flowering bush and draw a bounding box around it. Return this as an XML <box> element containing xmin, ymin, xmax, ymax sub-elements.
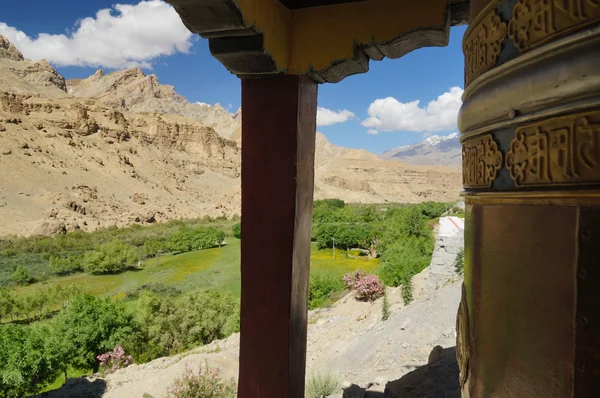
<box><xmin>342</xmin><ymin>271</ymin><xmax>384</xmax><ymax>301</ymax></box>
<box><xmin>96</xmin><ymin>344</ymin><xmax>133</xmax><ymax>375</ymax></box>
<box><xmin>168</xmin><ymin>362</ymin><xmax>236</xmax><ymax>398</ymax></box>
<box><xmin>342</xmin><ymin>270</ymin><xmax>367</xmax><ymax>290</ymax></box>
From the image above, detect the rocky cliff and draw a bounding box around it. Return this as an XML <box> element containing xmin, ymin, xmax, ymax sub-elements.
<box><xmin>0</xmin><ymin>35</ymin><xmax>462</xmax><ymax>236</ymax></box>
<box><xmin>67</xmin><ymin>68</ymin><xmax>241</xmax><ymax>139</ymax></box>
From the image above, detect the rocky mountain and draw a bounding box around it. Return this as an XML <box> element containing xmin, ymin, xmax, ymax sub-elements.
<box><xmin>0</xmin><ymin>35</ymin><xmax>461</xmax><ymax>236</ymax></box>
<box><xmin>67</xmin><ymin>68</ymin><xmax>241</xmax><ymax>139</ymax></box>
<box><xmin>380</xmin><ymin>133</ymin><xmax>461</xmax><ymax>169</ymax></box>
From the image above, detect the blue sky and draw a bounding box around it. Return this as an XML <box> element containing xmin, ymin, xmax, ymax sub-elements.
<box><xmin>1</xmin><ymin>0</ymin><xmax>466</xmax><ymax>153</ymax></box>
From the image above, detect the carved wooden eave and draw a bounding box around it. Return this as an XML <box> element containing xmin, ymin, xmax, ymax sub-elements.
<box><xmin>166</xmin><ymin>0</ymin><xmax>469</xmax><ymax>83</ymax></box>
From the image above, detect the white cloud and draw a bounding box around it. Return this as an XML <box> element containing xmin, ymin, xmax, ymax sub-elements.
<box><xmin>0</xmin><ymin>0</ymin><xmax>193</xmax><ymax>69</ymax></box>
<box><xmin>367</xmin><ymin>129</ymin><xmax>379</xmax><ymax>135</ymax></box>
<box><xmin>317</xmin><ymin>107</ymin><xmax>355</xmax><ymax>127</ymax></box>
<box><xmin>361</xmin><ymin>87</ymin><xmax>463</xmax><ymax>134</ymax></box>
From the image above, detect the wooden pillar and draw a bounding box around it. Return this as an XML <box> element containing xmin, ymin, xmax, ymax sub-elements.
<box><xmin>458</xmin><ymin>1</ymin><xmax>600</xmax><ymax>397</ymax></box>
<box><xmin>238</xmin><ymin>75</ymin><xmax>317</xmax><ymax>398</ymax></box>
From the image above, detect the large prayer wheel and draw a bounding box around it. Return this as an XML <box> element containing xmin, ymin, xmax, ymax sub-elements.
<box><xmin>457</xmin><ymin>0</ymin><xmax>600</xmax><ymax>396</ymax></box>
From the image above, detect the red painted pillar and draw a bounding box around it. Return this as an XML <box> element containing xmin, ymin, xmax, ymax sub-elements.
<box><xmin>238</xmin><ymin>75</ymin><xmax>317</xmax><ymax>398</ymax></box>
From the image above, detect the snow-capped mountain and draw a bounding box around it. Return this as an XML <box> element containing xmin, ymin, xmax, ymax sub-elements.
<box><xmin>380</xmin><ymin>133</ymin><xmax>461</xmax><ymax>168</ymax></box>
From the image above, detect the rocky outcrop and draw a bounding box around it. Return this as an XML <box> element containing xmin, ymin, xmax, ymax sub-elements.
<box><xmin>0</xmin><ymin>35</ymin><xmax>23</xmax><ymax>61</ymax></box>
<box><xmin>67</xmin><ymin>68</ymin><xmax>241</xmax><ymax>138</ymax></box>
<box><xmin>322</xmin><ymin>175</ymin><xmax>376</xmax><ymax>194</ymax></box>
<box><xmin>315</xmin><ymin>132</ymin><xmax>378</xmax><ymax>166</ymax></box>
<box><xmin>12</xmin><ymin>59</ymin><xmax>67</xmax><ymax>91</ymax></box>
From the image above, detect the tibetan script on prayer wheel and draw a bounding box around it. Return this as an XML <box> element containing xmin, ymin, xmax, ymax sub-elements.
<box><xmin>462</xmin><ymin>134</ymin><xmax>503</xmax><ymax>189</ymax></box>
<box><xmin>508</xmin><ymin>0</ymin><xmax>600</xmax><ymax>52</ymax></box>
<box><xmin>464</xmin><ymin>7</ymin><xmax>507</xmax><ymax>86</ymax></box>
<box><xmin>506</xmin><ymin>110</ymin><xmax>600</xmax><ymax>187</ymax></box>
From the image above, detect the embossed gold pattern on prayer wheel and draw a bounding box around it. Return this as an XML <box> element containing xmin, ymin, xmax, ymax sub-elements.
<box><xmin>458</xmin><ymin>0</ymin><xmax>600</xmax><ymax>396</ymax></box>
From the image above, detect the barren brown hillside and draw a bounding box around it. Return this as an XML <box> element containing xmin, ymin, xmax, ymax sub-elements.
<box><xmin>0</xmin><ymin>35</ymin><xmax>461</xmax><ymax>236</ymax></box>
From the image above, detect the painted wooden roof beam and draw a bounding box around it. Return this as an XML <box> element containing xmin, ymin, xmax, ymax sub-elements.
<box><xmin>166</xmin><ymin>0</ymin><xmax>469</xmax><ymax>83</ymax></box>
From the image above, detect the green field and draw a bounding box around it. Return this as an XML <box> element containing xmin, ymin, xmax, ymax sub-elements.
<box><xmin>1</xmin><ymin>201</ymin><xmax>461</xmax><ymax>397</ymax></box>
<box><xmin>18</xmin><ymin>239</ymin><xmax>379</xmax><ymax>301</ymax></box>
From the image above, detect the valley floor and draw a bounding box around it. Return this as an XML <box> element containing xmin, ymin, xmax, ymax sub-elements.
<box><xmin>37</xmin><ymin>219</ymin><xmax>464</xmax><ymax>398</ymax></box>
<box><xmin>18</xmin><ymin>241</ymin><xmax>379</xmax><ymax>302</ymax></box>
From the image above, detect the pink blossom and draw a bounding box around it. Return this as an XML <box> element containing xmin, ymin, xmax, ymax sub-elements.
<box><xmin>342</xmin><ymin>271</ymin><xmax>384</xmax><ymax>301</ymax></box>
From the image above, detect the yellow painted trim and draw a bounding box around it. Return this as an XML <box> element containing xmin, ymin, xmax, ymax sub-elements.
<box><xmin>290</xmin><ymin>0</ymin><xmax>447</xmax><ymax>73</ymax></box>
<box><xmin>235</xmin><ymin>0</ymin><xmax>292</xmax><ymax>72</ymax></box>
<box><xmin>462</xmin><ymin>190</ymin><xmax>600</xmax><ymax>206</ymax></box>
<box><xmin>235</xmin><ymin>0</ymin><xmax>448</xmax><ymax>74</ymax></box>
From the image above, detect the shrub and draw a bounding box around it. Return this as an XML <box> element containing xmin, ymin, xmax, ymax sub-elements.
<box><xmin>142</xmin><ymin>239</ymin><xmax>165</xmax><ymax>258</ymax></box>
<box><xmin>0</xmin><ymin>289</ymin><xmax>15</xmax><ymax>323</ymax></box>
<box><xmin>382</xmin><ymin>291</ymin><xmax>390</xmax><ymax>321</ymax></box>
<box><xmin>168</xmin><ymin>227</ymin><xmax>225</xmax><ymax>253</ymax></box>
<box><xmin>417</xmin><ymin>202</ymin><xmax>449</xmax><ymax>219</ymax></box>
<box><xmin>12</xmin><ymin>265</ymin><xmax>33</xmax><ymax>285</ymax></box>
<box><xmin>167</xmin><ymin>362</ymin><xmax>236</xmax><ymax>398</ymax></box>
<box><xmin>308</xmin><ymin>274</ymin><xmax>344</xmax><ymax>309</ymax></box>
<box><xmin>0</xmin><ymin>324</ymin><xmax>62</xmax><ymax>397</ymax></box>
<box><xmin>343</xmin><ymin>271</ymin><xmax>384</xmax><ymax>301</ymax></box>
<box><xmin>305</xmin><ymin>372</ymin><xmax>340</xmax><ymax>398</ymax></box>
<box><xmin>342</xmin><ymin>270</ymin><xmax>366</xmax><ymax>289</ymax></box>
<box><xmin>83</xmin><ymin>240</ymin><xmax>138</xmax><ymax>274</ymax></box>
<box><xmin>138</xmin><ymin>290</ymin><xmax>240</xmax><ymax>358</ymax></box>
<box><xmin>379</xmin><ymin>238</ymin><xmax>430</xmax><ymax>305</ymax></box>
<box><xmin>401</xmin><ymin>277</ymin><xmax>413</xmax><ymax>305</ymax></box>
<box><xmin>400</xmin><ymin>207</ymin><xmax>428</xmax><ymax>238</ymax></box>
<box><xmin>50</xmin><ymin>254</ymin><xmax>84</xmax><ymax>276</ymax></box>
<box><xmin>454</xmin><ymin>248</ymin><xmax>464</xmax><ymax>275</ymax></box>
<box><xmin>133</xmin><ymin>283</ymin><xmax>181</xmax><ymax>298</ymax></box>
<box><xmin>97</xmin><ymin>344</ymin><xmax>134</xmax><ymax>375</ymax></box>
<box><xmin>379</xmin><ymin>236</ymin><xmax>433</xmax><ymax>288</ymax></box>
<box><xmin>50</xmin><ymin>294</ymin><xmax>141</xmax><ymax>371</ymax></box>
<box><xmin>353</xmin><ymin>274</ymin><xmax>384</xmax><ymax>301</ymax></box>
<box><xmin>232</xmin><ymin>223</ymin><xmax>241</xmax><ymax>239</ymax></box>
<box><xmin>315</xmin><ymin>224</ymin><xmax>374</xmax><ymax>250</ymax></box>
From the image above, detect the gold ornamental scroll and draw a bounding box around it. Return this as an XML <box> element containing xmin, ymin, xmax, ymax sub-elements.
<box><xmin>508</xmin><ymin>0</ymin><xmax>600</xmax><ymax>52</ymax></box>
<box><xmin>506</xmin><ymin>109</ymin><xmax>600</xmax><ymax>187</ymax></box>
<box><xmin>463</xmin><ymin>6</ymin><xmax>507</xmax><ymax>86</ymax></box>
<box><xmin>462</xmin><ymin>134</ymin><xmax>503</xmax><ymax>189</ymax></box>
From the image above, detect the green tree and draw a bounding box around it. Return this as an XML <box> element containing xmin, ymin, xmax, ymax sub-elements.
<box><xmin>12</xmin><ymin>266</ymin><xmax>32</xmax><ymax>286</ymax></box>
<box><xmin>400</xmin><ymin>207</ymin><xmax>428</xmax><ymax>238</ymax></box>
<box><xmin>167</xmin><ymin>227</ymin><xmax>225</xmax><ymax>253</ymax></box>
<box><xmin>417</xmin><ymin>202</ymin><xmax>449</xmax><ymax>219</ymax></box>
<box><xmin>0</xmin><ymin>324</ymin><xmax>62</xmax><ymax>397</ymax></box>
<box><xmin>313</xmin><ymin>199</ymin><xmax>345</xmax><ymax>223</ymax></box>
<box><xmin>0</xmin><ymin>289</ymin><xmax>15</xmax><ymax>323</ymax></box>
<box><xmin>83</xmin><ymin>240</ymin><xmax>137</xmax><ymax>274</ymax></box>
<box><xmin>142</xmin><ymin>239</ymin><xmax>165</xmax><ymax>259</ymax></box>
<box><xmin>315</xmin><ymin>223</ymin><xmax>375</xmax><ymax>250</ymax></box>
<box><xmin>49</xmin><ymin>254</ymin><xmax>84</xmax><ymax>276</ymax></box>
<box><xmin>232</xmin><ymin>223</ymin><xmax>241</xmax><ymax>239</ymax></box>
<box><xmin>50</xmin><ymin>294</ymin><xmax>140</xmax><ymax>371</ymax></box>
<box><xmin>308</xmin><ymin>274</ymin><xmax>344</xmax><ymax>309</ymax></box>
<box><xmin>138</xmin><ymin>289</ymin><xmax>239</xmax><ymax>359</ymax></box>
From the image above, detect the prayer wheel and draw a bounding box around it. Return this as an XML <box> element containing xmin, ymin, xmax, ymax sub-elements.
<box><xmin>457</xmin><ymin>0</ymin><xmax>600</xmax><ymax>396</ymax></box>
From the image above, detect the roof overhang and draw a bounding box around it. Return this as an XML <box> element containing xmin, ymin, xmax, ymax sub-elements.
<box><xmin>167</xmin><ymin>0</ymin><xmax>469</xmax><ymax>83</ymax></box>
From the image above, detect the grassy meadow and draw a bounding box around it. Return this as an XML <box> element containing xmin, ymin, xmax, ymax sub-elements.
<box><xmin>0</xmin><ymin>200</ymin><xmax>462</xmax><ymax>396</ymax></box>
<box><xmin>16</xmin><ymin>239</ymin><xmax>379</xmax><ymax>305</ymax></box>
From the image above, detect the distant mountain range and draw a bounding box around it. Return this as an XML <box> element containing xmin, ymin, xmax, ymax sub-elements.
<box><xmin>380</xmin><ymin>133</ymin><xmax>461</xmax><ymax>169</ymax></box>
